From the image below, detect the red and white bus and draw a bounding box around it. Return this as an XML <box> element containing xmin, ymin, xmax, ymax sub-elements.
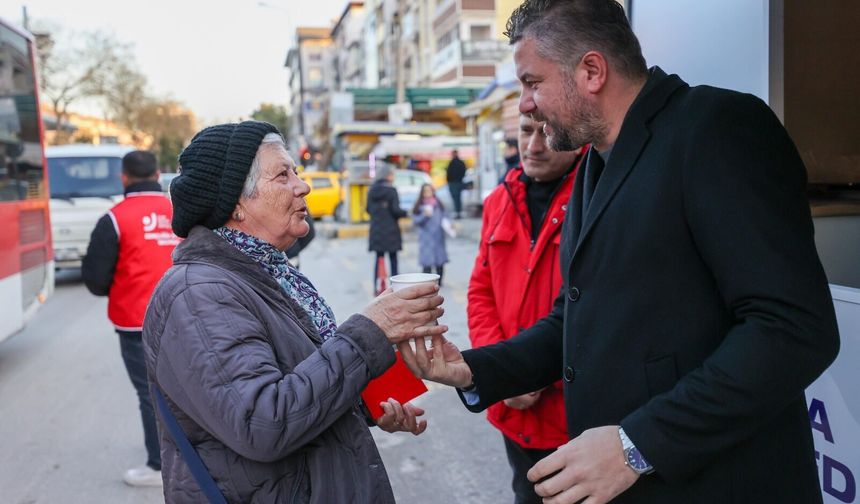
<box><xmin>0</xmin><ymin>18</ymin><xmax>53</xmax><ymax>342</ymax></box>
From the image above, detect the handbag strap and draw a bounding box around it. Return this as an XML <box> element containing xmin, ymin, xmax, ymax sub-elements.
<box><xmin>152</xmin><ymin>385</ymin><xmax>228</xmax><ymax>504</ymax></box>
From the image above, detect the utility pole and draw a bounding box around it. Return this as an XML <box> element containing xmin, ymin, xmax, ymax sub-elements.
<box><xmin>394</xmin><ymin>0</ymin><xmax>406</xmax><ymax>105</ymax></box>
<box><xmin>388</xmin><ymin>0</ymin><xmax>412</xmax><ymax>124</ymax></box>
<box><xmin>22</xmin><ymin>6</ymin><xmax>30</xmax><ymax>30</ymax></box>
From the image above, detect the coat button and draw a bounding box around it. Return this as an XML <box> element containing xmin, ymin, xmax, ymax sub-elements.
<box><xmin>562</xmin><ymin>204</ymin><xmax>567</xmax><ymax>211</ymax></box>
<box><xmin>567</xmin><ymin>286</ymin><xmax>581</xmax><ymax>302</ymax></box>
<box><xmin>551</xmin><ymin>218</ymin><xmax>558</xmax><ymax>224</ymax></box>
<box><xmin>563</xmin><ymin>366</ymin><xmax>576</xmax><ymax>383</ymax></box>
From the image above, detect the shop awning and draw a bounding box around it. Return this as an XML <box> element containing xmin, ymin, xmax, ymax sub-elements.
<box><xmin>347</xmin><ymin>87</ymin><xmax>481</xmax><ymax>112</ymax></box>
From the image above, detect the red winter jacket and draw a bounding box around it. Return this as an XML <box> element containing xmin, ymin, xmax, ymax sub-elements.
<box><xmin>467</xmin><ymin>150</ymin><xmax>584</xmax><ymax>449</ymax></box>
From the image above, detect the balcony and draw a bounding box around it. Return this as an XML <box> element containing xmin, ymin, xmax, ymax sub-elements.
<box><xmin>461</xmin><ymin>40</ymin><xmax>511</xmax><ymax>62</ymax></box>
<box><xmin>433</xmin><ymin>40</ymin><xmax>510</xmax><ymax>79</ymax></box>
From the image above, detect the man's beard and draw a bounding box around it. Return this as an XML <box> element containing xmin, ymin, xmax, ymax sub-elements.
<box><xmin>540</xmin><ymin>76</ymin><xmax>608</xmax><ymax>152</ymax></box>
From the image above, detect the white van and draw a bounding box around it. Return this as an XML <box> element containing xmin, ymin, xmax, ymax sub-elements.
<box><xmin>46</xmin><ymin>144</ymin><xmax>135</xmax><ymax>269</ymax></box>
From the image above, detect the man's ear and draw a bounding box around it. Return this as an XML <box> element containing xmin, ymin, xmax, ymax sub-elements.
<box><xmin>579</xmin><ymin>51</ymin><xmax>609</xmax><ymax>95</ymax></box>
<box><xmin>121</xmin><ymin>172</ymin><xmax>129</xmax><ymax>187</ymax></box>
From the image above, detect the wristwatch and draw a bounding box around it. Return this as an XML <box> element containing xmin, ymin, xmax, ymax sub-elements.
<box><xmin>619</xmin><ymin>427</ymin><xmax>654</xmax><ymax>475</ymax></box>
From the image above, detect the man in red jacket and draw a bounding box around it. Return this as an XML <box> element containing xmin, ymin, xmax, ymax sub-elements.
<box><xmin>82</xmin><ymin>151</ymin><xmax>180</xmax><ymax>487</ymax></box>
<box><xmin>468</xmin><ymin>115</ymin><xmax>586</xmax><ymax>503</ymax></box>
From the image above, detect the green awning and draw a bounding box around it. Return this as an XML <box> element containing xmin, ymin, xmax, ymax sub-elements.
<box><xmin>347</xmin><ymin>87</ymin><xmax>481</xmax><ymax>112</ymax></box>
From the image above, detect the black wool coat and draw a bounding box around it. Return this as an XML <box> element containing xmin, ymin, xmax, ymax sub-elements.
<box><xmin>367</xmin><ymin>179</ymin><xmax>406</xmax><ymax>253</ymax></box>
<box><xmin>460</xmin><ymin>67</ymin><xmax>840</xmax><ymax>503</ymax></box>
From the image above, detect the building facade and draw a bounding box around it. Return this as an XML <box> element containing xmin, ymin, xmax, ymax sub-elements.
<box><xmin>286</xmin><ymin>27</ymin><xmax>335</xmax><ymax>152</ymax></box>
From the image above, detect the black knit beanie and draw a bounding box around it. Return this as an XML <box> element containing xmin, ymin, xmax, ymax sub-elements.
<box><xmin>170</xmin><ymin>120</ymin><xmax>281</xmax><ymax>237</ymax></box>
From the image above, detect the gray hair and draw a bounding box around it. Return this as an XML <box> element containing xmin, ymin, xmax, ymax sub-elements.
<box><xmin>374</xmin><ymin>163</ymin><xmax>393</xmax><ymax>181</ymax></box>
<box><xmin>242</xmin><ymin>133</ymin><xmax>287</xmax><ymax>199</ymax></box>
<box><xmin>504</xmin><ymin>0</ymin><xmax>647</xmax><ymax>80</ymax></box>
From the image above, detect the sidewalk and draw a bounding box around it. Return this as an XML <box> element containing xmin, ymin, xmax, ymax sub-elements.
<box><xmin>319</xmin><ymin>215</ymin><xmax>483</xmax><ymax>242</ymax></box>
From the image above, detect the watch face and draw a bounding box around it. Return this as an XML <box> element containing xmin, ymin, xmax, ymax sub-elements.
<box><xmin>626</xmin><ymin>448</ymin><xmax>651</xmax><ymax>472</ymax></box>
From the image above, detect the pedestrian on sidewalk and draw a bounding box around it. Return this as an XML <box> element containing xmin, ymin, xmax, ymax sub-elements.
<box><xmin>82</xmin><ymin>150</ymin><xmax>180</xmax><ymax>487</ymax></box>
<box><xmin>446</xmin><ymin>149</ymin><xmax>467</xmax><ymax>218</ymax></box>
<box><xmin>144</xmin><ymin>121</ymin><xmax>446</xmax><ymax>503</ymax></box>
<box><xmin>412</xmin><ymin>183</ymin><xmax>450</xmax><ymax>287</ymax></box>
<box><xmin>468</xmin><ymin>114</ymin><xmax>585</xmax><ymax>504</ymax></box>
<box><xmin>367</xmin><ymin>165</ymin><xmax>406</xmax><ymax>292</ymax></box>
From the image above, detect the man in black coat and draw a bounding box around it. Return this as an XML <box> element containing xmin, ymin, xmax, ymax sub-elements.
<box><xmin>397</xmin><ymin>1</ymin><xmax>840</xmax><ymax>503</ymax></box>
<box><xmin>446</xmin><ymin>150</ymin><xmax>467</xmax><ymax>218</ymax></box>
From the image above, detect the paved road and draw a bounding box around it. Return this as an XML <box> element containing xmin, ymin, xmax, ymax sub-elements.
<box><xmin>0</xmin><ymin>220</ymin><xmax>516</xmax><ymax>503</ymax></box>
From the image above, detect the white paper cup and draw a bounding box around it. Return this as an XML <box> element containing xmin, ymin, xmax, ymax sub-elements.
<box><xmin>390</xmin><ymin>273</ymin><xmax>441</xmax><ymax>328</ymax></box>
<box><xmin>389</xmin><ymin>273</ymin><xmax>440</xmax><ymax>292</ymax></box>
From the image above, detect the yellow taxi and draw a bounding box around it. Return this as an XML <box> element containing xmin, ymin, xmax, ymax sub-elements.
<box><xmin>298</xmin><ymin>171</ymin><xmax>344</xmax><ymax>220</ymax></box>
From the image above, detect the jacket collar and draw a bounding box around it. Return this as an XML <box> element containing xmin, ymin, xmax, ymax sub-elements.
<box><xmin>124</xmin><ymin>180</ymin><xmax>162</xmax><ymax>196</ymax></box>
<box><xmin>568</xmin><ymin>67</ymin><xmax>687</xmax><ymax>269</ymax></box>
<box><xmin>172</xmin><ymin>226</ymin><xmax>322</xmax><ymax>342</ymax></box>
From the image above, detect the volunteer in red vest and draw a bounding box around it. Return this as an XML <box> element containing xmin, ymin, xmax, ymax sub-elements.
<box><xmin>467</xmin><ymin>114</ymin><xmax>586</xmax><ymax>504</ymax></box>
<box><xmin>82</xmin><ymin>150</ymin><xmax>180</xmax><ymax>487</ymax></box>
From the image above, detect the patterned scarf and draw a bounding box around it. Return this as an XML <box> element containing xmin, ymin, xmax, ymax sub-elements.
<box><xmin>213</xmin><ymin>227</ymin><xmax>338</xmax><ymax>341</ymax></box>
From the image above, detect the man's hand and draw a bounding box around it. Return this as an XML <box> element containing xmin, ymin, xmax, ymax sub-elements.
<box><xmin>375</xmin><ymin>398</ymin><xmax>428</xmax><ymax>436</ymax></box>
<box><xmin>529</xmin><ymin>425</ymin><xmax>640</xmax><ymax>504</ymax></box>
<box><xmin>362</xmin><ymin>284</ymin><xmax>448</xmax><ymax>343</ymax></box>
<box><xmin>504</xmin><ymin>390</ymin><xmax>542</xmax><ymax>410</ymax></box>
<box><xmin>397</xmin><ymin>335</ymin><xmax>473</xmax><ymax>389</ymax></box>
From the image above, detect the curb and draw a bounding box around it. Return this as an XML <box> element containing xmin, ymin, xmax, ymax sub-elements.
<box><xmin>321</xmin><ymin>217</ymin><xmax>482</xmax><ymax>242</ymax></box>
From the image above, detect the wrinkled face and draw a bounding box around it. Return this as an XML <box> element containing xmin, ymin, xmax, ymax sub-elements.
<box><xmin>237</xmin><ymin>143</ymin><xmax>310</xmax><ymax>250</ymax></box>
<box><xmin>519</xmin><ymin>115</ymin><xmax>579</xmax><ymax>182</ymax></box>
<box><xmin>515</xmin><ymin>37</ymin><xmax>605</xmax><ymax>151</ymax></box>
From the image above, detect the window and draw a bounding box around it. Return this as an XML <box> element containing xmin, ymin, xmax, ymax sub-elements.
<box><xmin>470</xmin><ymin>25</ymin><xmax>491</xmax><ymax>41</ymax></box>
<box><xmin>307</xmin><ymin>67</ymin><xmax>324</xmax><ymax>88</ymax></box>
<box><xmin>47</xmin><ymin>156</ymin><xmax>124</xmax><ymax>199</ymax></box>
<box><xmin>436</xmin><ymin>27</ymin><xmax>458</xmax><ymax>50</ymax></box>
<box><xmin>0</xmin><ymin>24</ymin><xmax>44</xmax><ymax>202</ymax></box>
<box><xmin>312</xmin><ymin>177</ymin><xmax>333</xmax><ymax>189</ymax></box>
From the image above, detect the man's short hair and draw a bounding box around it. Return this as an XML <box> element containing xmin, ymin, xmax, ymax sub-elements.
<box><xmin>122</xmin><ymin>151</ymin><xmax>158</xmax><ymax>179</ymax></box>
<box><xmin>505</xmin><ymin>0</ymin><xmax>647</xmax><ymax>80</ymax></box>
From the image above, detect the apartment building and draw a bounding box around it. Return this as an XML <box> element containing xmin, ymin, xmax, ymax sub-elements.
<box><xmin>285</xmin><ymin>27</ymin><xmax>335</xmax><ymax>151</ymax></box>
<box><xmin>332</xmin><ymin>2</ymin><xmax>367</xmax><ymax>91</ymax></box>
<box><xmin>431</xmin><ymin>0</ymin><xmax>512</xmax><ymax>86</ymax></box>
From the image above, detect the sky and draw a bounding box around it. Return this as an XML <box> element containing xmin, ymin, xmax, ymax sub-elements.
<box><xmin>0</xmin><ymin>0</ymin><xmax>348</xmax><ymax>124</ymax></box>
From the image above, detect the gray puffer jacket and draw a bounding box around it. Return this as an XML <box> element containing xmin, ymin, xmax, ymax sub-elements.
<box><xmin>142</xmin><ymin>226</ymin><xmax>397</xmax><ymax>503</ymax></box>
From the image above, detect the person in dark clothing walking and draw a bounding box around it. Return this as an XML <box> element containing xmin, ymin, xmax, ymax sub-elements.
<box><xmin>82</xmin><ymin>151</ymin><xmax>180</xmax><ymax>487</ymax></box>
<box><xmin>499</xmin><ymin>138</ymin><xmax>522</xmax><ymax>183</ymax></box>
<box><xmin>446</xmin><ymin>149</ymin><xmax>467</xmax><ymax>218</ymax></box>
<box><xmin>367</xmin><ymin>165</ymin><xmax>406</xmax><ymax>292</ymax></box>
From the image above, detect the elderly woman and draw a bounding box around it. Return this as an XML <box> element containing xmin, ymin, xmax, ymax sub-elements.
<box><xmin>143</xmin><ymin>121</ymin><xmax>446</xmax><ymax>503</ymax></box>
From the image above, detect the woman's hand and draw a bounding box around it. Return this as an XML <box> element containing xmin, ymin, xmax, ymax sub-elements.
<box><xmin>362</xmin><ymin>284</ymin><xmax>448</xmax><ymax>344</ymax></box>
<box><xmin>375</xmin><ymin>398</ymin><xmax>428</xmax><ymax>435</ymax></box>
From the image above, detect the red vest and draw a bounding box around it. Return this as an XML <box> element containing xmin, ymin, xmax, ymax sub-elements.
<box><xmin>107</xmin><ymin>192</ymin><xmax>179</xmax><ymax>330</ymax></box>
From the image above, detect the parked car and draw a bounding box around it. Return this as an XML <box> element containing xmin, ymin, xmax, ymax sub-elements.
<box><xmin>298</xmin><ymin>171</ymin><xmax>344</xmax><ymax>220</ymax></box>
<box><xmin>46</xmin><ymin>144</ymin><xmax>135</xmax><ymax>269</ymax></box>
<box><xmin>392</xmin><ymin>169</ymin><xmax>433</xmax><ymax>212</ymax></box>
<box><xmin>159</xmin><ymin>172</ymin><xmax>179</xmax><ymax>194</ymax></box>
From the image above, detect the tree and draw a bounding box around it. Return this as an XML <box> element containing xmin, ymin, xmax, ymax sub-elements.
<box><xmin>134</xmin><ymin>98</ymin><xmax>197</xmax><ymax>171</ymax></box>
<box><xmin>33</xmin><ymin>25</ymin><xmax>133</xmax><ymax>143</ymax></box>
<box><xmin>250</xmin><ymin>103</ymin><xmax>290</xmax><ymax>137</ymax></box>
<box><xmin>100</xmin><ymin>61</ymin><xmax>149</xmax><ymax>133</ymax></box>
